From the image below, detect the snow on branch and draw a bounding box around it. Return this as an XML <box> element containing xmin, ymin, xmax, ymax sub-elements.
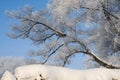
<box><xmin>42</xmin><ymin>44</ymin><xmax>64</xmax><ymax>64</ymax></box>
<box><xmin>67</xmin><ymin>39</ymin><xmax>120</xmax><ymax>69</ymax></box>
<box><xmin>15</xmin><ymin>16</ymin><xmax>67</xmax><ymax>37</ymax></box>
<box><xmin>7</xmin><ymin>1</ymin><xmax>120</xmax><ymax>69</ymax></box>
<box><xmin>85</xmin><ymin>50</ymin><xmax>120</xmax><ymax>69</ymax></box>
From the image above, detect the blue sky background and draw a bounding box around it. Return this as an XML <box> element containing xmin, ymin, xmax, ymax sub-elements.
<box><xmin>0</xmin><ymin>0</ymin><xmax>86</xmax><ymax>69</ymax></box>
<box><xmin>0</xmin><ymin>0</ymin><xmax>48</xmax><ymax>56</ymax></box>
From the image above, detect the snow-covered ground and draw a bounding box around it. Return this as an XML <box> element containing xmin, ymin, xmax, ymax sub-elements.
<box><xmin>1</xmin><ymin>64</ymin><xmax>120</xmax><ymax>80</ymax></box>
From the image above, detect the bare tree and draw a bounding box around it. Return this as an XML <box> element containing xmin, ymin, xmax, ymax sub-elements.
<box><xmin>7</xmin><ymin>0</ymin><xmax>120</xmax><ymax>69</ymax></box>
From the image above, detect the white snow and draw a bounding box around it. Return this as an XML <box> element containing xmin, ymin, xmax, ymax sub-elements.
<box><xmin>1</xmin><ymin>71</ymin><xmax>16</xmax><ymax>80</ymax></box>
<box><xmin>1</xmin><ymin>64</ymin><xmax>120</xmax><ymax>80</ymax></box>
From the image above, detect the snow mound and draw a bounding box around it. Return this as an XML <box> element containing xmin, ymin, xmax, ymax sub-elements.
<box><xmin>1</xmin><ymin>71</ymin><xmax>16</xmax><ymax>80</ymax></box>
<box><xmin>1</xmin><ymin>64</ymin><xmax>120</xmax><ymax>80</ymax></box>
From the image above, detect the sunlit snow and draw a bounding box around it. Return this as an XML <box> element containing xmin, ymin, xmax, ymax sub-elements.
<box><xmin>1</xmin><ymin>64</ymin><xmax>120</xmax><ymax>80</ymax></box>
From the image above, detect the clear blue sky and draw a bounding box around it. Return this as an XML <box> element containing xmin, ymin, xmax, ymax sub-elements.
<box><xmin>0</xmin><ymin>0</ymin><xmax>86</xmax><ymax>69</ymax></box>
<box><xmin>0</xmin><ymin>0</ymin><xmax>48</xmax><ymax>56</ymax></box>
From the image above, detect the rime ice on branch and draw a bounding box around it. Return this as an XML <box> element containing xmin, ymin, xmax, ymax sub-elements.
<box><xmin>7</xmin><ymin>0</ymin><xmax>120</xmax><ymax>68</ymax></box>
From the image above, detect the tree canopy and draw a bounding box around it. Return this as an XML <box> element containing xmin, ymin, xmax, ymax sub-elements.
<box><xmin>7</xmin><ymin>0</ymin><xmax>120</xmax><ymax>69</ymax></box>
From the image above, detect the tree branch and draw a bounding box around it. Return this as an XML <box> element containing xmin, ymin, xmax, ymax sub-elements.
<box><xmin>16</xmin><ymin>16</ymin><xmax>67</xmax><ymax>37</ymax></box>
<box><xmin>42</xmin><ymin>44</ymin><xmax>64</xmax><ymax>64</ymax></box>
<box><xmin>11</xmin><ymin>24</ymin><xmax>34</xmax><ymax>39</ymax></box>
<box><xmin>63</xmin><ymin>53</ymin><xmax>73</xmax><ymax>67</ymax></box>
<box><xmin>75</xmin><ymin>5</ymin><xmax>120</xmax><ymax>20</ymax></box>
<box><xmin>84</xmin><ymin>50</ymin><xmax>120</xmax><ymax>69</ymax></box>
<box><xmin>101</xmin><ymin>2</ymin><xmax>120</xmax><ymax>20</ymax></box>
<box><xmin>62</xmin><ymin>45</ymin><xmax>75</xmax><ymax>67</ymax></box>
<box><xmin>30</xmin><ymin>33</ymin><xmax>56</xmax><ymax>43</ymax></box>
<box><xmin>70</xmin><ymin>39</ymin><xmax>120</xmax><ymax>69</ymax></box>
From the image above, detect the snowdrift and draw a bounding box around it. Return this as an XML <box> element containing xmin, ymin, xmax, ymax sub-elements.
<box><xmin>1</xmin><ymin>64</ymin><xmax>120</xmax><ymax>80</ymax></box>
<box><xmin>1</xmin><ymin>71</ymin><xmax>16</xmax><ymax>80</ymax></box>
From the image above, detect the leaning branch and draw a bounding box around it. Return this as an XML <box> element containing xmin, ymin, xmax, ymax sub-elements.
<box><xmin>16</xmin><ymin>16</ymin><xmax>67</xmax><ymax>37</ymax></box>
<box><xmin>63</xmin><ymin>53</ymin><xmax>73</xmax><ymax>67</ymax></box>
<box><xmin>84</xmin><ymin>50</ymin><xmax>120</xmax><ymax>69</ymax></box>
<box><xmin>72</xmin><ymin>39</ymin><xmax>120</xmax><ymax>69</ymax></box>
<box><xmin>42</xmin><ymin>44</ymin><xmax>64</xmax><ymax>64</ymax></box>
<box><xmin>62</xmin><ymin>45</ymin><xmax>75</xmax><ymax>67</ymax></box>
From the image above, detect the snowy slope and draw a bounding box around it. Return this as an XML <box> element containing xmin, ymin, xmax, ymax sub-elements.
<box><xmin>1</xmin><ymin>64</ymin><xmax>120</xmax><ymax>80</ymax></box>
<box><xmin>1</xmin><ymin>71</ymin><xmax>16</xmax><ymax>80</ymax></box>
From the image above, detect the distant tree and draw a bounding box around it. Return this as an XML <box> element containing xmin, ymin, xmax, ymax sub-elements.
<box><xmin>7</xmin><ymin>0</ymin><xmax>120</xmax><ymax>69</ymax></box>
<box><xmin>0</xmin><ymin>56</ymin><xmax>39</xmax><ymax>78</ymax></box>
<box><xmin>0</xmin><ymin>56</ymin><xmax>25</xmax><ymax>75</ymax></box>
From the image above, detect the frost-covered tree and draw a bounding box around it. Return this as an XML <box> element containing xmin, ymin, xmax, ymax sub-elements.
<box><xmin>0</xmin><ymin>56</ymin><xmax>25</xmax><ymax>77</ymax></box>
<box><xmin>0</xmin><ymin>56</ymin><xmax>39</xmax><ymax>78</ymax></box>
<box><xmin>7</xmin><ymin>0</ymin><xmax>120</xmax><ymax>69</ymax></box>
